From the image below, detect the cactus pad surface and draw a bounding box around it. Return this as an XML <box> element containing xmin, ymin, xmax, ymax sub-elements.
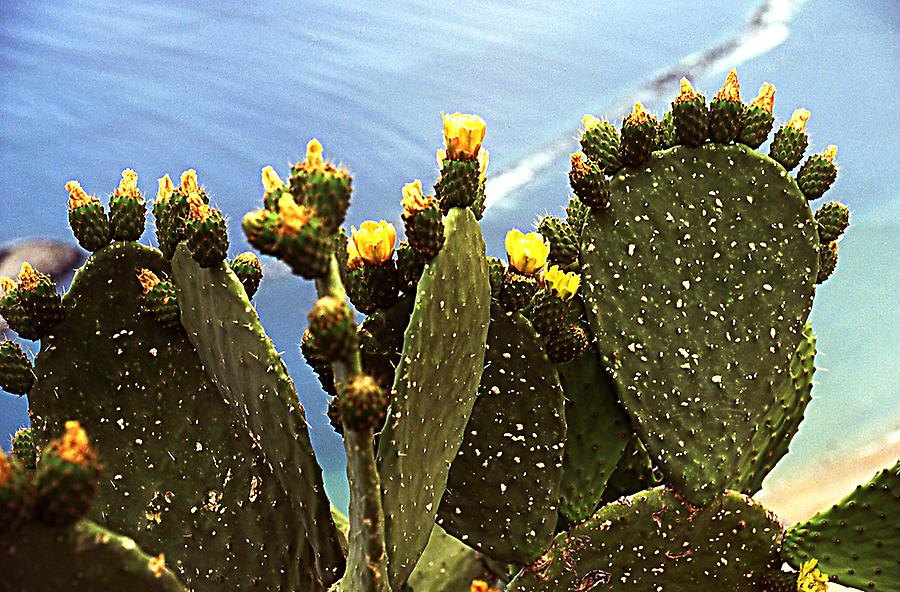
<box><xmin>580</xmin><ymin>143</ymin><xmax>818</xmax><ymax>503</ymax></box>
<box><xmin>439</xmin><ymin>303</ymin><xmax>566</xmax><ymax>564</ymax></box>
<box><xmin>507</xmin><ymin>487</ymin><xmax>782</xmax><ymax>591</ymax></box>
<box><xmin>376</xmin><ymin>207</ymin><xmax>491</xmax><ymax>588</ymax></box>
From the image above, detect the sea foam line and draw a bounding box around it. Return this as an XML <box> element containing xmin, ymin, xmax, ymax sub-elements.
<box><xmin>484</xmin><ymin>0</ymin><xmax>809</xmax><ymax>211</ymax></box>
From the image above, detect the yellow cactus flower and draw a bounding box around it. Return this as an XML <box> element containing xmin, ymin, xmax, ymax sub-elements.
<box><xmin>305</xmin><ymin>138</ymin><xmax>325</xmax><ymax>169</ymax></box>
<box><xmin>149</xmin><ymin>554</ymin><xmax>167</xmax><ymax>579</ymax></box>
<box><xmin>346</xmin><ymin>237</ymin><xmax>363</xmax><ymax>271</ymax></box>
<box><xmin>351</xmin><ymin>221</ymin><xmax>397</xmax><ymax>266</ymax></box>
<box><xmin>54</xmin><ymin>420</ymin><xmax>96</xmax><ymax>466</ymax></box>
<box><xmin>17</xmin><ymin>262</ymin><xmax>39</xmax><ymax>291</ymax></box>
<box><xmin>625</xmin><ymin>102</ymin><xmax>652</xmax><ymax>126</ymax></box>
<box><xmin>401</xmin><ymin>180</ymin><xmax>431</xmax><ymax>216</ymax></box>
<box><xmin>233</xmin><ymin>252</ymin><xmax>260</xmax><ymax>268</ymax></box>
<box><xmin>822</xmin><ymin>145</ymin><xmax>837</xmax><ymax>162</ymax></box>
<box><xmin>582</xmin><ymin>114</ymin><xmax>602</xmax><ymax>131</ymax></box>
<box><xmin>544</xmin><ymin>265</ymin><xmax>580</xmax><ymax>300</ymax></box>
<box><xmin>787</xmin><ymin>108</ymin><xmax>811</xmax><ymax>131</ymax></box>
<box><xmin>116</xmin><ymin>168</ymin><xmax>141</xmax><ymax>198</ymax></box>
<box><xmin>187</xmin><ymin>193</ymin><xmax>211</xmax><ymax>222</ymax></box>
<box><xmin>137</xmin><ymin>268</ymin><xmax>161</xmax><ymax>294</ymax></box>
<box><xmin>261</xmin><ymin>166</ymin><xmax>284</xmax><ymax>195</ymax></box>
<box><xmin>0</xmin><ymin>277</ymin><xmax>15</xmax><ymax>295</ymax></box>
<box><xmin>797</xmin><ymin>559</ymin><xmax>828</xmax><ymax>592</ymax></box>
<box><xmin>157</xmin><ymin>175</ymin><xmax>175</xmax><ymax>203</ymax></box>
<box><xmin>751</xmin><ymin>82</ymin><xmax>776</xmax><ymax>113</ymax></box>
<box><xmin>675</xmin><ymin>77</ymin><xmax>701</xmax><ymax>102</ymax></box>
<box><xmin>65</xmin><ymin>180</ymin><xmax>96</xmax><ymax>211</ymax></box>
<box><xmin>478</xmin><ymin>148</ymin><xmax>489</xmax><ymax>183</ymax></box>
<box><xmin>277</xmin><ymin>195</ymin><xmax>313</xmax><ymax>235</ymax></box>
<box><xmin>505</xmin><ymin>229</ymin><xmax>550</xmax><ymax>275</ymax></box>
<box><xmin>470</xmin><ymin>580</ymin><xmax>489</xmax><ymax>592</ymax></box>
<box><xmin>716</xmin><ymin>68</ymin><xmax>741</xmax><ymax>102</ymax></box>
<box><xmin>180</xmin><ymin>169</ymin><xmax>199</xmax><ymax>195</ymax></box>
<box><xmin>441</xmin><ymin>112</ymin><xmax>486</xmax><ymax>160</ymax></box>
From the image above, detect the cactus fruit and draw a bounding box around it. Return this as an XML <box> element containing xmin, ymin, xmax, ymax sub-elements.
<box><xmin>739</xmin><ymin>82</ymin><xmax>776</xmax><ymax>148</ymax></box>
<box><xmin>565</xmin><ymin>194</ymin><xmax>589</xmax><ymax>235</ymax></box>
<box><xmin>274</xmin><ymin>196</ymin><xmax>333</xmax><ymax>279</ymax></box>
<box><xmin>580</xmin><ymin>115</ymin><xmax>622</xmax><ymax>172</ymax></box>
<box><xmin>435</xmin><ymin>113</ymin><xmax>487</xmax><ymax>210</ymax></box>
<box><xmin>817</xmin><ymin>241</ymin><xmax>839</xmax><ymax>283</ymax></box>
<box><xmin>337</xmin><ymin>374</ymin><xmax>387</xmax><ymax>432</ymax></box>
<box><xmin>797</xmin><ymin>145</ymin><xmax>839</xmax><ymax>200</ymax></box>
<box><xmin>302</xmin><ymin>328</ymin><xmax>338</xmax><ymax>398</ymax></box>
<box><xmin>308</xmin><ymin>296</ymin><xmax>358</xmax><ymax>361</ymax></box>
<box><xmin>402</xmin><ymin>180</ymin><xmax>445</xmax><ymax>260</ymax></box>
<box><xmin>0</xmin><ymin>339</ymin><xmax>34</xmax><ymax>394</ymax></box>
<box><xmin>7</xmin><ymin>263</ymin><xmax>65</xmax><ymax>340</ymax></box>
<box><xmin>153</xmin><ymin>170</ymin><xmax>198</xmax><ymax>259</ymax></box>
<box><xmin>241</xmin><ymin>207</ymin><xmax>280</xmax><ymax>255</ymax></box>
<box><xmin>289</xmin><ymin>139</ymin><xmax>352</xmax><ymax>233</ymax></box>
<box><xmin>261</xmin><ymin>165</ymin><xmax>288</xmax><ymax>211</ymax></box>
<box><xmin>499</xmin><ymin>269</ymin><xmax>538</xmax><ymax>312</ymax></box>
<box><xmin>396</xmin><ymin>241</ymin><xmax>426</xmax><ymax>293</ymax></box>
<box><xmin>619</xmin><ymin>102</ymin><xmax>658</xmax><ymax>167</ymax></box>
<box><xmin>0</xmin><ymin>448</ymin><xmax>34</xmax><ymax>532</ymax></box>
<box><xmin>568</xmin><ymin>152</ymin><xmax>611</xmax><ymax>210</ymax></box>
<box><xmin>11</xmin><ymin>427</ymin><xmax>37</xmax><ymax>470</ymax></box>
<box><xmin>672</xmin><ymin>77</ymin><xmax>708</xmax><ymax>147</ymax></box>
<box><xmin>815</xmin><ymin>201</ymin><xmax>850</xmax><ymax>244</ymax></box>
<box><xmin>66</xmin><ymin>180</ymin><xmax>111</xmax><ymax>252</ymax></box>
<box><xmin>537</xmin><ymin>216</ymin><xmax>579</xmax><ymax>271</ymax></box>
<box><xmin>544</xmin><ymin>322</ymin><xmax>590</xmax><ymax>364</ymax></box>
<box><xmin>486</xmin><ymin>256</ymin><xmax>505</xmax><ymax>298</ymax></box>
<box><xmin>770</xmin><ymin>108</ymin><xmax>811</xmax><ymax>170</ymax></box>
<box><xmin>109</xmin><ymin>168</ymin><xmax>147</xmax><ymax>241</ymax></box>
<box><xmin>185</xmin><ymin>195</ymin><xmax>229</xmax><ymax>268</ymax></box>
<box><xmin>34</xmin><ymin>421</ymin><xmax>101</xmax><ymax>527</ymax></box>
<box><xmin>708</xmin><ymin>68</ymin><xmax>745</xmax><ymax>143</ymax></box>
<box><xmin>657</xmin><ymin>110</ymin><xmax>677</xmax><ymax>149</ymax></box>
<box><xmin>137</xmin><ymin>268</ymin><xmax>180</xmax><ymax>327</ymax></box>
<box><xmin>228</xmin><ymin>251</ymin><xmax>263</xmax><ymax>298</ymax></box>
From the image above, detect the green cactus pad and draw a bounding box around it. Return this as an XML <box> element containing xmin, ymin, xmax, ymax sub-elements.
<box><xmin>0</xmin><ymin>519</ymin><xmax>186</xmax><ymax>591</ymax></box>
<box><xmin>732</xmin><ymin>323</ymin><xmax>816</xmax><ymax>495</ymax></box>
<box><xmin>171</xmin><ymin>245</ymin><xmax>345</xmax><ymax>584</ymax></box>
<box><xmin>28</xmin><ymin>242</ymin><xmax>331</xmax><ymax>591</ymax></box>
<box><xmin>556</xmin><ymin>333</ymin><xmax>632</xmax><ymax>524</ymax></box>
<box><xmin>438</xmin><ymin>304</ymin><xmax>565</xmax><ymax>564</ymax></box>
<box><xmin>599</xmin><ymin>436</ymin><xmax>663</xmax><ymax>505</ymax></box>
<box><xmin>376</xmin><ymin>207</ymin><xmax>490</xmax><ymax>588</ymax></box>
<box><xmin>783</xmin><ymin>460</ymin><xmax>900</xmax><ymax>591</ymax></box>
<box><xmin>507</xmin><ymin>488</ymin><xmax>782</xmax><ymax>592</ymax></box>
<box><xmin>580</xmin><ymin>143</ymin><xmax>818</xmax><ymax>503</ymax></box>
<box><xmin>406</xmin><ymin>524</ymin><xmax>491</xmax><ymax>592</ymax></box>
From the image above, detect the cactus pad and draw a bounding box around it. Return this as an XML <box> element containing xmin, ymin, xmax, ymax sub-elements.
<box><xmin>406</xmin><ymin>525</ymin><xmax>491</xmax><ymax>592</ymax></box>
<box><xmin>507</xmin><ymin>488</ymin><xmax>782</xmax><ymax>591</ymax></box>
<box><xmin>732</xmin><ymin>323</ymin><xmax>816</xmax><ymax>495</ymax></box>
<box><xmin>783</xmin><ymin>460</ymin><xmax>899</xmax><ymax>591</ymax></box>
<box><xmin>376</xmin><ymin>207</ymin><xmax>491</xmax><ymax>588</ymax></box>
<box><xmin>1</xmin><ymin>519</ymin><xmax>186</xmax><ymax>591</ymax></box>
<box><xmin>171</xmin><ymin>245</ymin><xmax>345</xmax><ymax>584</ymax></box>
<box><xmin>438</xmin><ymin>304</ymin><xmax>566</xmax><ymax>564</ymax></box>
<box><xmin>556</xmin><ymin>334</ymin><xmax>632</xmax><ymax>524</ymax></box>
<box><xmin>28</xmin><ymin>242</ymin><xmax>331</xmax><ymax>591</ymax></box>
<box><xmin>580</xmin><ymin>143</ymin><xmax>818</xmax><ymax>503</ymax></box>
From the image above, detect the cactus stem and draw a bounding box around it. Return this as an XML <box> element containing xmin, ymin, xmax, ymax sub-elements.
<box><xmin>316</xmin><ymin>256</ymin><xmax>390</xmax><ymax>592</ymax></box>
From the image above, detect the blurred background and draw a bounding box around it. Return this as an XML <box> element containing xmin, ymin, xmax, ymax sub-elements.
<box><xmin>1</xmin><ymin>0</ymin><xmax>897</xmax><ymax>531</ymax></box>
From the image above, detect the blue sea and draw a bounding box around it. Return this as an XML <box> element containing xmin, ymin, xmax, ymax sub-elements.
<box><xmin>1</xmin><ymin>0</ymin><xmax>897</xmax><ymax>527</ymax></box>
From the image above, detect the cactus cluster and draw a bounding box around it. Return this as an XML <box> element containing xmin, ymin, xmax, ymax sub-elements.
<box><xmin>0</xmin><ymin>68</ymin><xmax>895</xmax><ymax>592</ymax></box>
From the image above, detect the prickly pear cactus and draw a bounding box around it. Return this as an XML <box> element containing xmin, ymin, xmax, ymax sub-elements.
<box><xmin>507</xmin><ymin>488</ymin><xmax>782</xmax><ymax>591</ymax></box>
<box><xmin>580</xmin><ymin>142</ymin><xmax>818</xmax><ymax>503</ymax></box>
<box><xmin>26</xmin><ymin>242</ymin><xmax>340</xmax><ymax>591</ymax></box>
<box><xmin>376</xmin><ymin>207</ymin><xmax>491</xmax><ymax>588</ymax></box>
<box><xmin>438</xmin><ymin>303</ymin><xmax>566</xmax><ymax>564</ymax></box>
<box><xmin>2</xmin><ymin>519</ymin><xmax>186</xmax><ymax>591</ymax></box>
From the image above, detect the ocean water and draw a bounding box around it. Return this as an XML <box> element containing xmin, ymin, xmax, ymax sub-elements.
<box><xmin>1</xmin><ymin>0</ymin><xmax>897</xmax><ymax>536</ymax></box>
